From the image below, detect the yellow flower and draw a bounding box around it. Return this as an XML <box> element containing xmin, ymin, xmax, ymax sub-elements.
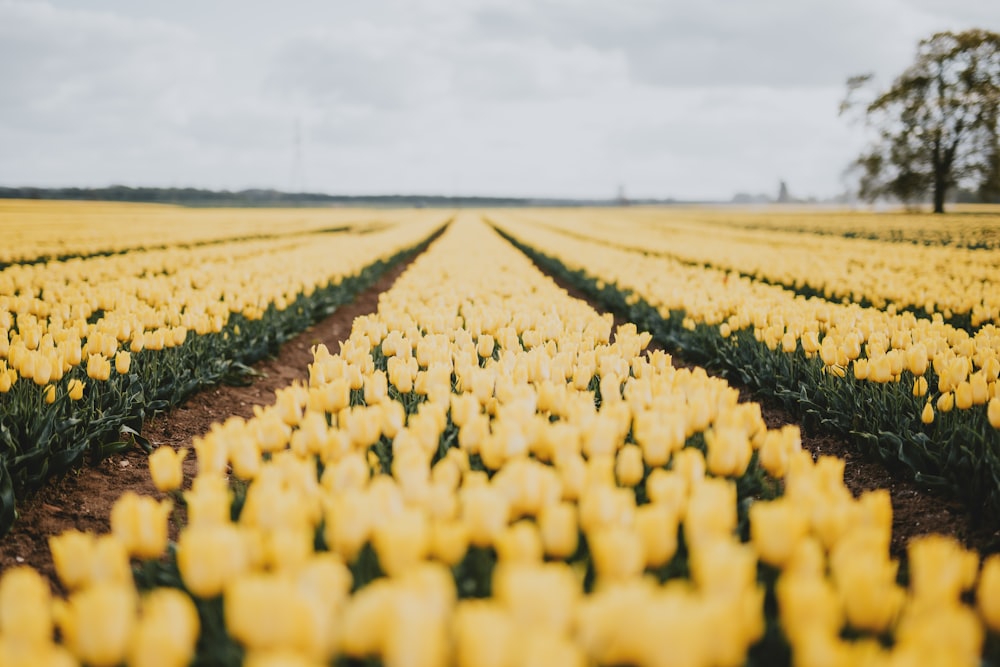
<box><xmin>937</xmin><ymin>391</ymin><xmax>954</xmax><ymax>413</ymax></box>
<box><xmin>704</xmin><ymin>425</ymin><xmax>752</xmax><ymax>477</ymax></box>
<box><xmin>429</xmin><ymin>518</ymin><xmax>469</xmax><ymax>566</ymax></box>
<box><xmin>128</xmin><ymin>588</ymin><xmax>201</xmax><ymax>667</ymax></box>
<box><xmin>177</xmin><ymin>523</ymin><xmax>249</xmax><ymax>598</ymax></box>
<box><xmin>114</xmin><ymin>350</ymin><xmax>131</xmax><ymax>375</ymax></box>
<box><xmin>912</xmin><ymin>376</ymin><xmax>927</xmax><ymax>397</ymax></box>
<box><xmin>979</xmin><ymin>554</ymin><xmax>1000</xmax><ymax>631</ymax></box>
<box><xmin>86</xmin><ymin>353</ymin><xmax>111</xmax><ymax>381</ymax></box>
<box><xmin>955</xmin><ymin>381</ymin><xmax>973</xmax><ymax>410</ymax></box>
<box><xmin>0</xmin><ymin>566</ymin><xmax>52</xmax><ymax>645</ymax></box>
<box><xmin>110</xmin><ymin>492</ymin><xmax>173</xmax><ymax>560</ymax></box>
<box><xmin>57</xmin><ymin>583</ymin><xmax>137</xmax><ymax>667</ymax></box>
<box><xmin>453</xmin><ymin>601</ymin><xmax>515</xmax><ymax>667</ymax></box>
<box><xmin>749</xmin><ymin>498</ymin><xmax>809</xmax><ymax>567</ymax></box>
<box><xmin>634</xmin><ymin>503</ymin><xmax>678</xmax><ymax>567</ymax></box>
<box><xmin>67</xmin><ymin>378</ymin><xmax>85</xmax><ymax>401</ymax></box>
<box><xmin>44</xmin><ymin>385</ymin><xmax>56</xmax><ymax>404</ymax></box>
<box><xmin>148</xmin><ymin>446</ymin><xmax>187</xmax><ymax>492</ymax></box>
<box><xmin>48</xmin><ymin>530</ymin><xmax>131</xmax><ymax>591</ymax></box>
<box><xmin>495</xmin><ymin>521</ymin><xmax>543</xmax><ymax>564</ymax></box>
<box><xmin>32</xmin><ymin>354</ymin><xmax>53</xmax><ymax>386</ymax></box>
<box><xmin>538</xmin><ymin>502</ymin><xmax>579</xmax><ymax>560</ymax></box>
<box><xmin>588</xmin><ymin>526</ymin><xmax>644</xmax><ymax>582</ymax></box>
<box><xmin>614</xmin><ymin>444</ymin><xmax>644</xmax><ymax>487</ymax></box>
<box><xmin>371</xmin><ymin>509</ymin><xmax>430</xmax><ymax>576</ymax></box>
<box><xmin>907</xmin><ymin>534</ymin><xmax>978</xmax><ymax>603</ymax></box>
<box><xmin>921</xmin><ymin>402</ymin><xmax>935</xmax><ymax>424</ymax></box>
<box><xmin>988</xmin><ymin>396</ymin><xmax>1000</xmax><ymax>430</ymax></box>
<box><xmin>461</xmin><ymin>486</ymin><xmax>510</xmax><ymax>548</ymax></box>
<box><xmin>225</xmin><ymin>574</ymin><xmax>317</xmax><ymax>656</ymax></box>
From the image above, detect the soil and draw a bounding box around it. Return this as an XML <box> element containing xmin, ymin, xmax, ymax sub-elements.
<box><xmin>2</xmin><ymin>236</ymin><xmax>997</xmax><ymax>595</ymax></box>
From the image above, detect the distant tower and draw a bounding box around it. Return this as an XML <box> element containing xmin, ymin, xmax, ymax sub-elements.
<box><xmin>777</xmin><ymin>180</ymin><xmax>790</xmax><ymax>203</ymax></box>
<box><xmin>617</xmin><ymin>184</ymin><xmax>629</xmax><ymax>206</ymax></box>
<box><xmin>291</xmin><ymin>119</ymin><xmax>305</xmax><ymax>194</ymax></box>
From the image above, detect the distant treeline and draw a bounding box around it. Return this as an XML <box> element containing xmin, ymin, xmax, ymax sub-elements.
<box><xmin>0</xmin><ymin>185</ymin><xmax>637</xmax><ymax>208</ymax></box>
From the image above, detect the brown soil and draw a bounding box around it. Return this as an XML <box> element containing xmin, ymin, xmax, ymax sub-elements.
<box><xmin>0</xmin><ymin>258</ymin><xmax>412</xmax><ymax>592</ymax></box>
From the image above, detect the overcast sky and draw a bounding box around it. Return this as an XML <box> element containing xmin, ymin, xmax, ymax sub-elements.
<box><xmin>2</xmin><ymin>0</ymin><xmax>998</xmax><ymax>200</ymax></box>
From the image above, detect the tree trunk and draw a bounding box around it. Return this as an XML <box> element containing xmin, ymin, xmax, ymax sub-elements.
<box><xmin>933</xmin><ymin>178</ymin><xmax>946</xmax><ymax>213</ymax></box>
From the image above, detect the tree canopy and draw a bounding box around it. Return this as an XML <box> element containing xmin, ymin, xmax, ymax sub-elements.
<box><xmin>842</xmin><ymin>29</ymin><xmax>1000</xmax><ymax>213</ymax></box>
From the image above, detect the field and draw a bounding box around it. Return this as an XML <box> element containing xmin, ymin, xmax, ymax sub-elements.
<box><xmin>1</xmin><ymin>200</ymin><xmax>999</xmax><ymax>667</ymax></box>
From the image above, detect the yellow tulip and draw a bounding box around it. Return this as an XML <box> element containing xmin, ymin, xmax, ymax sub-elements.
<box><xmin>937</xmin><ymin>391</ymin><xmax>955</xmax><ymax>413</ymax></box>
<box><xmin>86</xmin><ymin>353</ymin><xmax>111</xmax><ymax>381</ymax></box>
<box><xmin>429</xmin><ymin>518</ymin><xmax>469</xmax><ymax>566</ymax></box>
<box><xmin>461</xmin><ymin>486</ymin><xmax>510</xmax><ymax>548</ymax></box>
<box><xmin>495</xmin><ymin>521</ymin><xmax>543</xmax><ymax>564</ymax></box>
<box><xmin>979</xmin><ymin>555</ymin><xmax>1000</xmax><ymax>631</ymax></box>
<box><xmin>58</xmin><ymin>583</ymin><xmax>136</xmax><ymax>667</ymax></box>
<box><xmin>0</xmin><ymin>566</ymin><xmax>52</xmax><ymax>645</ymax></box>
<box><xmin>750</xmin><ymin>498</ymin><xmax>809</xmax><ymax>567</ymax></box>
<box><xmin>48</xmin><ymin>530</ymin><xmax>131</xmax><ymax>591</ymax></box>
<box><xmin>614</xmin><ymin>444</ymin><xmax>645</xmax><ymax>487</ymax></box>
<box><xmin>453</xmin><ymin>601</ymin><xmax>515</xmax><ymax>667</ymax></box>
<box><xmin>67</xmin><ymin>378</ymin><xmax>85</xmax><ymax>401</ymax></box>
<box><xmin>110</xmin><ymin>491</ymin><xmax>173</xmax><ymax>560</ymax></box>
<box><xmin>177</xmin><ymin>523</ymin><xmax>249</xmax><ymax>598</ymax></box>
<box><xmin>371</xmin><ymin>509</ymin><xmax>430</xmax><ymax>576</ymax></box>
<box><xmin>634</xmin><ymin>503</ymin><xmax>678</xmax><ymax>567</ymax></box>
<box><xmin>955</xmin><ymin>381</ymin><xmax>973</xmax><ymax>410</ymax></box>
<box><xmin>921</xmin><ymin>401</ymin><xmax>935</xmax><ymax>424</ymax></box>
<box><xmin>988</xmin><ymin>396</ymin><xmax>1000</xmax><ymax>430</ymax></box>
<box><xmin>128</xmin><ymin>588</ymin><xmax>200</xmax><ymax>667</ymax></box>
<box><xmin>907</xmin><ymin>535</ymin><xmax>978</xmax><ymax>604</ymax></box>
<box><xmin>44</xmin><ymin>385</ymin><xmax>56</xmax><ymax>404</ymax></box>
<box><xmin>148</xmin><ymin>446</ymin><xmax>187</xmax><ymax>492</ymax></box>
<box><xmin>588</xmin><ymin>526</ymin><xmax>644</xmax><ymax>582</ymax></box>
<box><xmin>114</xmin><ymin>350</ymin><xmax>131</xmax><ymax>375</ymax></box>
<box><xmin>538</xmin><ymin>502</ymin><xmax>578</xmax><ymax>559</ymax></box>
<box><xmin>912</xmin><ymin>376</ymin><xmax>927</xmax><ymax>397</ymax></box>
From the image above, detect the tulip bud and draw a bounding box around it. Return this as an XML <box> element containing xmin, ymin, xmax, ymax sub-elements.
<box><xmin>538</xmin><ymin>502</ymin><xmax>579</xmax><ymax>560</ymax></box>
<box><xmin>114</xmin><ymin>350</ymin><xmax>131</xmax><ymax>375</ymax></box>
<box><xmin>912</xmin><ymin>376</ymin><xmax>927</xmax><ymax>397</ymax></box>
<box><xmin>921</xmin><ymin>402</ymin><xmax>935</xmax><ymax>424</ymax></box>
<box><xmin>44</xmin><ymin>385</ymin><xmax>56</xmax><ymax>404</ymax></box>
<box><xmin>110</xmin><ymin>492</ymin><xmax>173</xmax><ymax>560</ymax></box>
<box><xmin>67</xmin><ymin>378</ymin><xmax>85</xmax><ymax>401</ymax></box>
<box><xmin>615</xmin><ymin>445</ymin><xmax>645</xmax><ymax>487</ymax></box>
<box><xmin>148</xmin><ymin>446</ymin><xmax>188</xmax><ymax>492</ymax></box>
<box><xmin>937</xmin><ymin>391</ymin><xmax>954</xmax><ymax>413</ymax></box>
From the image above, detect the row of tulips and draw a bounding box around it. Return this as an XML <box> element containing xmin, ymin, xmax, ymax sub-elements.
<box><xmin>505</xmin><ymin>208</ymin><xmax>1000</xmax><ymax>330</ymax></box>
<box><xmin>2</xmin><ymin>214</ymin><xmax>998</xmax><ymax>666</ymax></box>
<box><xmin>490</xmin><ymin>216</ymin><xmax>1000</xmax><ymax>519</ymax></box>
<box><xmin>0</xmin><ymin>200</ymin><xmax>401</xmax><ymax>266</ymax></box>
<box><xmin>0</xmin><ymin>215</ymin><xmax>447</xmax><ymax>535</ymax></box>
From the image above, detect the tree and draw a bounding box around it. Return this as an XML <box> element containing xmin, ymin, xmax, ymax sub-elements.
<box><xmin>841</xmin><ymin>29</ymin><xmax>1000</xmax><ymax>213</ymax></box>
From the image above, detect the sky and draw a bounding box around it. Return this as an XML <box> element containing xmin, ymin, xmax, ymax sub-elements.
<box><xmin>2</xmin><ymin>0</ymin><xmax>999</xmax><ymax>201</ymax></box>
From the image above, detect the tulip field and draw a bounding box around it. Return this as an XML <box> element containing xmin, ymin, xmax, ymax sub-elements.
<box><xmin>1</xmin><ymin>201</ymin><xmax>1000</xmax><ymax>666</ymax></box>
